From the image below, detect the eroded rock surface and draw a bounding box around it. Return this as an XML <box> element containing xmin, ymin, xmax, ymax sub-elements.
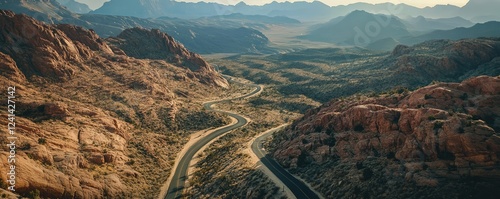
<box><xmin>271</xmin><ymin>76</ymin><xmax>500</xmax><ymax>198</ymax></box>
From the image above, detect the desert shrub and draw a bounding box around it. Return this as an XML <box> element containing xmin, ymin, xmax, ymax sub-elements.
<box><xmin>38</xmin><ymin>138</ymin><xmax>46</xmax><ymax>144</ymax></box>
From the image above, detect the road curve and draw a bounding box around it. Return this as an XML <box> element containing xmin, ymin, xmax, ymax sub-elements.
<box><xmin>165</xmin><ymin>77</ymin><xmax>262</xmax><ymax>199</ymax></box>
<box><xmin>252</xmin><ymin>128</ymin><xmax>321</xmax><ymax>199</ymax></box>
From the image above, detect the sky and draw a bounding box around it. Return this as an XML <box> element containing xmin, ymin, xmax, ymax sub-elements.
<box><xmin>76</xmin><ymin>0</ymin><xmax>469</xmax><ymax>10</ymax></box>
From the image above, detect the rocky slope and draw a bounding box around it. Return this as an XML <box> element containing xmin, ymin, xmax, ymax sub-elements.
<box><xmin>270</xmin><ymin>76</ymin><xmax>500</xmax><ymax>198</ymax></box>
<box><xmin>107</xmin><ymin>27</ymin><xmax>228</xmax><ymax>87</ymax></box>
<box><xmin>390</xmin><ymin>38</ymin><xmax>500</xmax><ymax>81</ymax></box>
<box><xmin>0</xmin><ymin>0</ymin><xmax>274</xmax><ymax>54</ymax></box>
<box><xmin>404</xmin><ymin>22</ymin><xmax>500</xmax><ymax>45</ymax></box>
<box><xmin>0</xmin><ymin>10</ymin><xmax>229</xmax><ymax>198</ymax></box>
<box><xmin>301</xmin><ymin>10</ymin><xmax>410</xmax><ymax>45</ymax></box>
<box><xmin>0</xmin><ymin>0</ymin><xmax>79</xmax><ymax>23</ymax></box>
<box><xmin>55</xmin><ymin>0</ymin><xmax>91</xmax><ymax>14</ymax></box>
<box><xmin>222</xmin><ymin>38</ymin><xmax>500</xmax><ymax>104</ymax></box>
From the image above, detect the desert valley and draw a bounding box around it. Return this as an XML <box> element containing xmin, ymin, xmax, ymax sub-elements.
<box><xmin>0</xmin><ymin>0</ymin><xmax>499</xmax><ymax>198</ymax></box>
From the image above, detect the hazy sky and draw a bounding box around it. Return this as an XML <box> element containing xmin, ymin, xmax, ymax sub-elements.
<box><xmin>76</xmin><ymin>0</ymin><xmax>469</xmax><ymax>10</ymax></box>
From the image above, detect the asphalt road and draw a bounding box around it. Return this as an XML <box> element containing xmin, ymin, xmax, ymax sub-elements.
<box><xmin>252</xmin><ymin>129</ymin><xmax>321</xmax><ymax>199</ymax></box>
<box><xmin>165</xmin><ymin>78</ymin><xmax>261</xmax><ymax>199</ymax></box>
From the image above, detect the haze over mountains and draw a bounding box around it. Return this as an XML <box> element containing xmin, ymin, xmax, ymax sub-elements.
<box><xmin>56</xmin><ymin>0</ymin><xmax>91</xmax><ymax>14</ymax></box>
<box><xmin>300</xmin><ymin>10</ymin><xmax>410</xmax><ymax>45</ymax></box>
<box><xmin>0</xmin><ymin>0</ymin><xmax>499</xmax><ymax>199</ymax></box>
<box><xmin>89</xmin><ymin>0</ymin><xmax>500</xmax><ymax>23</ymax></box>
<box><xmin>0</xmin><ymin>0</ymin><xmax>275</xmax><ymax>54</ymax></box>
<box><xmin>1</xmin><ymin>0</ymin><xmax>499</xmax><ymax>53</ymax></box>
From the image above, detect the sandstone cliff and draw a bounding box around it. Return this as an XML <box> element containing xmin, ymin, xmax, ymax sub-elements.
<box><xmin>0</xmin><ymin>9</ymin><xmax>94</xmax><ymax>81</ymax></box>
<box><xmin>270</xmin><ymin>76</ymin><xmax>500</xmax><ymax>198</ymax></box>
<box><xmin>107</xmin><ymin>27</ymin><xmax>229</xmax><ymax>88</ymax></box>
<box><xmin>0</xmin><ymin>10</ymin><xmax>229</xmax><ymax>198</ymax></box>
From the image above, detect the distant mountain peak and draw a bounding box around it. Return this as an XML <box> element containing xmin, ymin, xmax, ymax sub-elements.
<box><xmin>56</xmin><ymin>0</ymin><xmax>92</xmax><ymax>13</ymax></box>
<box><xmin>342</xmin><ymin>10</ymin><xmax>376</xmax><ymax>19</ymax></box>
<box><xmin>235</xmin><ymin>1</ymin><xmax>247</xmax><ymax>6</ymax></box>
<box><xmin>302</xmin><ymin>10</ymin><xmax>410</xmax><ymax>46</ymax></box>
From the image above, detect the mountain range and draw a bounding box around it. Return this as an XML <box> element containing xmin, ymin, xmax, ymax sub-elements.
<box><xmin>302</xmin><ymin>9</ymin><xmax>500</xmax><ymax>50</ymax></box>
<box><xmin>404</xmin><ymin>21</ymin><xmax>500</xmax><ymax>45</ymax></box>
<box><xmin>0</xmin><ymin>0</ymin><xmax>274</xmax><ymax>54</ymax></box>
<box><xmin>0</xmin><ymin>9</ymin><xmax>230</xmax><ymax>198</ymax></box>
<box><xmin>1</xmin><ymin>0</ymin><xmax>499</xmax><ymax>198</ymax></box>
<box><xmin>300</xmin><ymin>10</ymin><xmax>410</xmax><ymax>46</ymax></box>
<box><xmin>56</xmin><ymin>0</ymin><xmax>91</xmax><ymax>14</ymax></box>
<box><xmin>89</xmin><ymin>0</ymin><xmax>500</xmax><ymax>23</ymax></box>
<box><xmin>402</xmin><ymin>16</ymin><xmax>474</xmax><ymax>33</ymax></box>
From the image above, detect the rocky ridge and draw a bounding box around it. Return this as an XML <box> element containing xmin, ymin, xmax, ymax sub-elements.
<box><xmin>107</xmin><ymin>27</ymin><xmax>228</xmax><ymax>87</ymax></box>
<box><xmin>391</xmin><ymin>38</ymin><xmax>500</xmax><ymax>80</ymax></box>
<box><xmin>55</xmin><ymin>0</ymin><xmax>91</xmax><ymax>14</ymax></box>
<box><xmin>0</xmin><ymin>10</ymin><xmax>229</xmax><ymax>198</ymax></box>
<box><xmin>0</xmin><ymin>0</ymin><xmax>274</xmax><ymax>54</ymax></box>
<box><xmin>270</xmin><ymin>76</ymin><xmax>500</xmax><ymax>198</ymax></box>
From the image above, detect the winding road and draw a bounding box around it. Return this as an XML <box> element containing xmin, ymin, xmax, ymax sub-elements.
<box><xmin>164</xmin><ymin>77</ymin><xmax>261</xmax><ymax>199</ymax></box>
<box><xmin>252</xmin><ymin>128</ymin><xmax>321</xmax><ymax>199</ymax></box>
<box><xmin>164</xmin><ymin>76</ymin><xmax>320</xmax><ymax>199</ymax></box>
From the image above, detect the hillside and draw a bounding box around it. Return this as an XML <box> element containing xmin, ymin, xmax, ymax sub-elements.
<box><xmin>0</xmin><ymin>0</ymin><xmax>274</xmax><ymax>54</ymax></box>
<box><xmin>366</xmin><ymin>37</ymin><xmax>400</xmax><ymax>51</ymax></box>
<box><xmin>403</xmin><ymin>16</ymin><xmax>474</xmax><ymax>32</ymax></box>
<box><xmin>405</xmin><ymin>21</ymin><xmax>500</xmax><ymax>45</ymax></box>
<box><xmin>0</xmin><ymin>0</ymin><xmax>78</xmax><ymax>22</ymax></box>
<box><xmin>89</xmin><ymin>0</ymin><xmax>500</xmax><ymax>23</ymax></box>
<box><xmin>106</xmin><ymin>27</ymin><xmax>228</xmax><ymax>87</ymax></box>
<box><xmin>91</xmin><ymin>0</ymin><xmax>222</xmax><ymax>19</ymax></box>
<box><xmin>460</xmin><ymin>0</ymin><xmax>500</xmax><ymax>22</ymax></box>
<box><xmin>220</xmin><ymin>38</ymin><xmax>500</xmax><ymax>103</ymax></box>
<box><xmin>269</xmin><ymin>76</ymin><xmax>500</xmax><ymax>198</ymax></box>
<box><xmin>0</xmin><ymin>10</ymin><xmax>229</xmax><ymax>198</ymax></box>
<box><xmin>56</xmin><ymin>0</ymin><xmax>91</xmax><ymax>14</ymax></box>
<box><xmin>301</xmin><ymin>10</ymin><xmax>410</xmax><ymax>46</ymax></box>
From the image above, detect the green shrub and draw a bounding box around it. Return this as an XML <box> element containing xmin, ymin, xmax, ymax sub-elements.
<box><xmin>38</xmin><ymin>138</ymin><xmax>46</xmax><ymax>144</ymax></box>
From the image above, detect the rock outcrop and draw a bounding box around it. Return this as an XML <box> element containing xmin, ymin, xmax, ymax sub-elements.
<box><xmin>107</xmin><ymin>27</ymin><xmax>229</xmax><ymax>87</ymax></box>
<box><xmin>0</xmin><ymin>10</ymin><xmax>229</xmax><ymax>198</ymax></box>
<box><xmin>0</xmin><ymin>10</ymin><xmax>91</xmax><ymax>80</ymax></box>
<box><xmin>55</xmin><ymin>0</ymin><xmax>92</xmax><ymax>14</ymax></box>
<box><xmin>0</xmin><ymin>52</ymin><xmax>26</xmax><ymax>83</ymax></box>
<box><xmin>55</xmin><ymin>24</ymin><xmax>114</xmax><ymax>54</ymax></box>
<box><xmin>270</xmin><ymin>76</ymin><xmax>500</xmax><ymax>198</ymax></box>
<box><xmin>391</xmin><ymin>38</ymin><xmax>500</xmax><ymax>80</ymax></box>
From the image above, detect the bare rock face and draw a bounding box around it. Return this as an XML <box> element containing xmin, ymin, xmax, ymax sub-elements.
<box><xmin>88</xmin><ymin>153</ymin><xmax>105</xmax><ymax>165</ymax></box>
<box><xmin>271</xmin><ymin>76</ymin><xmax>500</xmax><ymax>198</ymax></box>
<box><xmin>0</xmin><ymin>10</ymin><xmax>228</xmax><ymax>199</ymax></box>
<box><xmin>107</xmin><ymin>27</ymin><xmax>229</xmax><ymax>87</ymax></box>
<box><xmin>0</xmin><ymin>52</ymin><xmax>26</xmax><ymax>83</ymax></box>
<box><xmin>55</xmin><ymin>24</ymin><xmax>114</xmax><ymax>55</ymax></box>
<box><xmin>0</xmin><ymin>10</ymin><xmax>93</xmax><ymax>80</ymax></box>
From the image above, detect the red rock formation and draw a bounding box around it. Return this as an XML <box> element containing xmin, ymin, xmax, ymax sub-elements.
<box><xmin>106</xmin><ymin>27</ymin><xmax>229</xmax><ymax>87</ymax></box>
<box><xmin>391</xmin><ymin>39</ymin><xmax>500</xmax><ymax>79</ymax></box>
<box><xmin>0</xmin><ymin>10</ymin><xmax>229</xmax><ymax>198</ymax></box>
<box><xmin>55</xmin><ymin>24</ymin><xmax>114</xmax><ymax>54</ymax></box>
<box><xmin>272</xmin><ymin>76</ymin><xmax>500</xmax><ymax>176</ymax></box>
<box><xmin>0</xmin><ymin>52</ymin><xmax>26</xmax><ymax>83</ymax></box>
<box><xmin>0</xmin><ymin>10</ymin><xmax>92</xmax><ymax>80</ymax></box>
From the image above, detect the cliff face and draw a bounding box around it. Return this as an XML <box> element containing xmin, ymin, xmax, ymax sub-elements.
<box><xmin>107</xmin><ymin>27</ymin><xmax>229</xmax><ymax>88</ymax></box>
<box><xmin>0</xmin><ymin>10</ymin><xmax>229</xmax><ymax>198</ymax></box>
<box><xmin>0</xmin><ymin>9</ymin><xmax>95</xmax><ymax>80</ymax></box>
<box><xmin>270</xmin><ymin>76</ymin><xmax>500</xmax><ymax>198</ymax></box>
